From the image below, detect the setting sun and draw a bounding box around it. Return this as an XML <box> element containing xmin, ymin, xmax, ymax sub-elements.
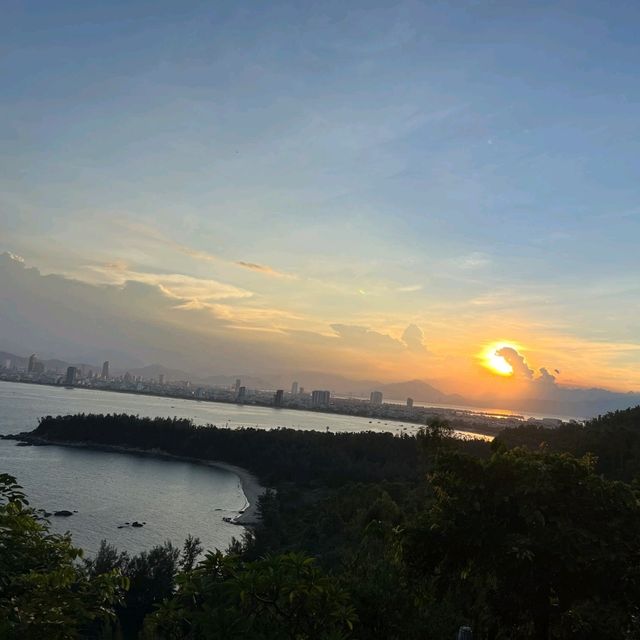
<box><xmin>480</xmin><ymin>342</ymin><xmax>518</xmax><ymax>376</ymax></box>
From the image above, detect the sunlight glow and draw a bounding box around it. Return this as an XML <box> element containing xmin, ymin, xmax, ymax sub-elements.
<box><xmin>480</xmin><ymin>342</ymin><xmax>520</xmax><ymax>377</ymax></box>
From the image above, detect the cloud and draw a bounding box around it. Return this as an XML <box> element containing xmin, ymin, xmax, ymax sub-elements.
<box><xmin>457</xmin><ymin>252</ymin><xmax>491</xmax><ymax>270</ymax></box>
<box><xmin>496</xmin><ymin>346</ymin><xmax>534</xmax><ymax>379</ymax></box>
<box><xmin>113</xmin><ymin>218</ymin><xmax>296</xmax><ymax>280</ymax></box>
<box><xmin>538</xmin><ymin>367</ymin><xmax>557</xmax><ymax>386</ymax></box>
<box><xmin>330</xmin><ymin>324</ymin><xmax>405</xmax><ymax>352</ymax></box>
<box><xmin>235</xmin><ymin>261</ymin><xmax>296</xmax><ymax>279</ymax></box>
<box><xmin>7</xmin><ymin>252</ymin><xmax>25</xmax><ymax>263</ymax></box>
<box><xmin>401</xmin><ymin>324</ymin><xmax>427</xmax><ymax>353</ymax></box>
<box><xmin>396</xmin><ymin>284</ymin><xmax>423</xmax><ymax>293</ymax></box>
<box><xmin>88</xmin><ymin>264</ymin><xmax>252</xmax><ymax>303</ymax></box>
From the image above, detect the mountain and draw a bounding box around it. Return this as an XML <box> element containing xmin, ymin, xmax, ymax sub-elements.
<box><xmin>115</xmin><ymin>363</ymin><xmax>193</xmax><ymax>382</ymax></box>
<box><xmin>0</xmin><ymin>350</ymin><xmax>100</xmax><ymax>374</ymax></box>
<box><xmin>3</xmin><ymin>347</ymin><xmax>640</xmax><ymax>419</ymax></box>
<box><xmin>378</xmin><ymin>379</ymin><xmax>469</xmax><ymax>405</ymax></box>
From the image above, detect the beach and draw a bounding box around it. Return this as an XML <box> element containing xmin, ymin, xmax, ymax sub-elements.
<box><xmin>7</xmin><ymin>434</ymin><xmax>268</xmax><ymax>527</ymax></box>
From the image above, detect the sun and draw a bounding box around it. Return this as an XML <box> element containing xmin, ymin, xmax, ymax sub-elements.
<box><xmin>480</xmin><ymin>341</ymin><xmax>520</xmax><ymax>377</ymax></box>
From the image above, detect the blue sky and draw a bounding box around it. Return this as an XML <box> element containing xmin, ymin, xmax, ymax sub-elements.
<box><xmin>2</xmin><ymin>1</ymin><xmax>640</xmax><ymax>392</ymax></box>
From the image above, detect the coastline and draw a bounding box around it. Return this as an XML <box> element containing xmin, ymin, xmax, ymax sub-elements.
<box><xmin>0</xmin><ymin>378</ymin><xmax>533</xmax><ymax>436</ymax></box>
<box><xmin>8</xmin><ymin>435</ymin><xmax>267</xmax><ymax>526</ymax></box>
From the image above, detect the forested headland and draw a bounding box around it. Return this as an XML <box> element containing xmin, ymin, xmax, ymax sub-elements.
<box><xmin>4</xmin><ymin>409</ymin><xmax>640</xmax><ymax>639</ymax></box>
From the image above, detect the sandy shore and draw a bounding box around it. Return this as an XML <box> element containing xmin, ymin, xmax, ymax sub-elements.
<box><xmin>204</xmin><ymin>461</ymin><xmax>265</xmax><ymax>525</ymax></box>
<box><xmin>9</xmin><ymin>435</ymin><xmax>268</xmax><ymax>526</ymax></box>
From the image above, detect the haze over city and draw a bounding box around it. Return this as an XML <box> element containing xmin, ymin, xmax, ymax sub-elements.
<box><xmin>3</xmin><ymin>1</ymin><xmax>640</xmax><ymax>413</ymax></box>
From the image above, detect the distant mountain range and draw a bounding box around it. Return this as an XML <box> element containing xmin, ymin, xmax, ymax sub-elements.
<box><xmin>2</xmin><ymin>349</ymin><xmax>640</xmax><ymax>419</ymax></box>
<box><xmin>0</xmin><ymin>351</ymin><xmax>99</xmax><ymax>375</ymax></box>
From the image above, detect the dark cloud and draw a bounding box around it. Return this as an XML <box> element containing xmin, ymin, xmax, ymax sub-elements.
<box><xmin>0</xmin><ymin>253</ymin><xmax>292</xmax><ymax>373</ymax></box>
<box><xmin>538</xmin><ymin>367</ymin><xmax>556</xmax><ymax>384</ymax></box>
<box><xmin>496</xmin><ymin>346</ymin><xmax>534</xmax><ymax>379</ymax></box>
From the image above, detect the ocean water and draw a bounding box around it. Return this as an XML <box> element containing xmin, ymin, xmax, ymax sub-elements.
<box><xmin>0</xmin><ymin>382</ymin><xmax>248</xmax><ymax>555</ymax></box>
<box><xmin>0</xmin><ymin>380</ymin><xmax>487</xmax><ymax>555</ymax></box>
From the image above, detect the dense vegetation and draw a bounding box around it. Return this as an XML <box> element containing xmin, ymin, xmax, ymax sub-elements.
<box><xmin>4</xmin><ymin>409</ymin><xmax>640</xmax><ymax>638</ymax></box>
<box><xmin>494</xmin><ymin>405</ymin><xmax>640</xmax><ymax>481</ymax></box>
<box><xmin>30</xmin><ymin>412</ymin><xmax>489</xmax><ymax>486</ymax></box>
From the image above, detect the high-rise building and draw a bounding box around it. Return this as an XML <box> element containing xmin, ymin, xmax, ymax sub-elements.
<box><xmin>299</xmin><ymin>386</ymin><xmax>305</xmax><ymax>395</ymax></box>
<box><xmin>311</xmin><ymin>390</ymin><xmax>330</xmax><ymax>407</ymax></box>
<box><xmin>237</xmin><ymin>386</ymin><xmax>246</xmax><ymax>402</ymax></box>
<box><xmin>291</xmin><ymin>381</ymin><xmax>299</xmax><ymax>395</ymax></box>
<box><xmin>370</xmin><ymin>391</ymin><xmax>383</xmax><ymax>405</ymax></box>
<box><xmin>235</xmin><ymin>378</ymin><xmax>241</xmax><ymax>394</ymax></box>
<box><xmin>124</xmin><ymin>371</ymin><xmax>132</xmax><ymax>383</ymax></box>
<box><xmin>2</xmin><ymin>359</ymin><xmax>11</xmax><ymax>370</ymax></box>
<box><xmin>274</xmin><ymin>389</ymin><xmax>284</xmax><ymax>406</ymax></box>
<box><xmin>406</xmin><ymin>397</ymin><xmax>414</xmax><ymax>409</ymax></box>
<box><xmin>65</xmin><ymin>366</ymin><xmax>77</xmax><ymax>385</ymax></box>
<box><xmin>101</xmin><ymin>361</ymin><xmax>109</xmax><ymax>379</ymax></box>
<box><xmin>28</xmin><ymin>354</ymin><xmax>37</xmax><ymax>373</ymax></box>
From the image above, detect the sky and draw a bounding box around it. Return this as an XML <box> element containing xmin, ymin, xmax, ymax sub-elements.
<box><xmin>2</xmin><ymin>0</ymin><xmax>640</xmax><ymax>400</ymax></box>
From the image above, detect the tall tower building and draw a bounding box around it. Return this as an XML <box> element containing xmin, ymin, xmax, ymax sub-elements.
<box><xmin>101</xmin><ymin>361</ymin><xmax>109</xmax><ymax>379</ymax></box>
<box><xmin>311</xmin><ymin>390</ymin><xmax>330</xmax><ymax>407</ymax></box>
<box><xmin>28</xmin><ymin>354</ymin><xmax>37</xmax><ymax>373</ymax></box>
<box><xmin>291</xmin><ymin>381</ymin><xmax>299</xmax><ymax>395</ymax></box>
<box><xmin>65</xmin><ymin>366</ymin><xmax>77</xmax><ymax>385</ymax></box>
<box><xmin>274</xmin><ymin>389</ymin><xmax>284</xmax><ymax>406</ymax></box>
<box><xmin>406</xmin><ymin>397</ymin><xmax>414</xmax><ymax>409</ymax></box>
<box><xmin>370</xmin><ymin>391</ymin><xmax>383</xmax><ymax>405</ymax></box>
<box><xmin>235</xmin><ymin>378</ymin><xmax>241</xmax><ymax>394</ymax></box>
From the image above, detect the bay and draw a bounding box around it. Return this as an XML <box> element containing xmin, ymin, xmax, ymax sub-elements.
<box><xmin>0</xmin><ymin>380</ymin><xmax>487</xmax><ymax>555</ymax></box>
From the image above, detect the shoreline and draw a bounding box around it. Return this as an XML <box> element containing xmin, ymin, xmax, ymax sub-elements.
<box><xmin>0</xmin><ymin>378</ymin><xmax>564</xmax><ymax>436</ymax></box>
<box><xmin>8</xmin><ymin>435</ymin><xmax>267</xmax><ymax>526</ymax></box>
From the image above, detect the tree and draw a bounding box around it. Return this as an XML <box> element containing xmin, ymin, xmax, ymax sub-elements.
<box><xmin>0</xmin><ymin>474</ymin><xmax>127</xmax><ymax>639</ymax></box>
<box><xmin>143</xmin><ymin>551</ymin><xmax>357</xmax><ymax>639</ymax></box>
<box><xmin>405</xmin><ymin>449</ymin><xmax>640</xmax><ymax>639</ymax></box>
<box><xmin>86</xmin><ymin>540</ymin><xmax>181</xmax><ymax>638</ymax></box>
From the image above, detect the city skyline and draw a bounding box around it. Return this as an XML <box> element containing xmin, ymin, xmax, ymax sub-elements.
<box><xmin>2</xmin><ymin>2</ymin><xmax>640</xmax><ymax>407</ymax></box>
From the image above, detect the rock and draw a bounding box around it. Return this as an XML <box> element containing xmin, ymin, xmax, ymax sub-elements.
<box><xmin>44</xmin><ymin>511</ymin><xmax>52</xmax><ymax>517</ymax></box>
<box><xmin>131</xmin><ymin>521</ymin><xmax>144</xmax><ymax>528</ymax></box>
<box><xmin>54</xmin><ymin>510</ymin><xmax>73</xmax><ymax>517</ymax></box>
<box><xmin>117</xmin><ymin>525</ymin><xmax>125</xmax><ymax>529</ymax></box>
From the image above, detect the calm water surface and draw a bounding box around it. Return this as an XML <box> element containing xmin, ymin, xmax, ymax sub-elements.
<box><xmin>0</xmin><ymin>380</ymin><xmax>487</xmax><ymax>555</ymax></box>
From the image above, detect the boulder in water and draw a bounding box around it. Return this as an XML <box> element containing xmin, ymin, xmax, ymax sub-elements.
<box><xmin>131</xmin><ymin>521</ymin><xmax>144</xmax><ymax>528</ymax></box>
<box><xmin>54</xmin><ymin>510</ymin><xmax>73</xmax><ymax>517</ymax></box>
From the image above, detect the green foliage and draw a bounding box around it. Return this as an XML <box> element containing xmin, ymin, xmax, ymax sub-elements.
<box><xmin>32</xmin><ymin>413</ymin><xmax>489</xmax><ymax>487</ymax></box>
<box><xmin>494</xmin><ymin>405</ymin><xmax>640</xmax><ymax>481</ymax></box>
<box><xmin>406</xmin><ymin>448</ymin><xmax>640</xmax><ymax>639</ymax></box>
<box><xmin>0</xmin><ymin>474</ymin><xmax>127</xmax><ymax>639</ymax></box>
<box><xmin>85</xmin><ymin>540</ymin><xmax>181</xmax><ymax>638</ymax></box>
<box><xmin>13</xmin><ymin>408</ymin><xmax>640</xmax><ymax>638</ymax></box>
<box><xmin>143</xmin><ymin>551</ymin><xmax>357</xmax><ymax>640</ymax></box>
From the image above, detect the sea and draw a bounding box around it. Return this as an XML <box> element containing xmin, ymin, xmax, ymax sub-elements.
<box><xmin>0</xmin><ymin>380</ymin><xmax>487</xmax><ymax>556</ymax></box>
